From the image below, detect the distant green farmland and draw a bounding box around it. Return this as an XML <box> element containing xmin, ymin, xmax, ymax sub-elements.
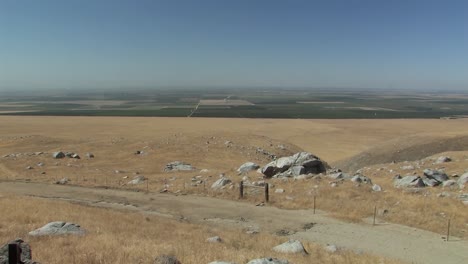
<box><xmin>1</xmin><ymin>88</ymin><xmax>468</xmax><ymax>119</ymax></box>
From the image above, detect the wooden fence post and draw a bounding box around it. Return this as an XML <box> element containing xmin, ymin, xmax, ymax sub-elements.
<box><xmin>265</xmin><ymin>183</ymin><xmax>269</xmax><ymax>203</ymax></box>
<box><xmin>313</xmin><ymin>196</ymin><xmax>316</xmax><ymax>214</ymax></box>
<box><xmin>8</xmin><ymin>243</ymin><xmax>21</xmax><ymax>264</ymax></box>
<box><xmin>447</xmin><ymin>219</ymin><xmax>451</xmax><ymax>241</ymax></box>
<box><xmin>373</xmin><ymin>206</ymin><xmax>377</xmax><ymax>226</ymax></box>
<box><xmin>239</xmin><ymin>181</ymin><xmax>244</xmax><ymax>199</ymax></box>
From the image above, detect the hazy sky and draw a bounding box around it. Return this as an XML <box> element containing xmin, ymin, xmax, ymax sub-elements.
<box><xmin>1</xmin><ymin>0</ymin><xmax>467</xmax><ymax>90</ymax></box>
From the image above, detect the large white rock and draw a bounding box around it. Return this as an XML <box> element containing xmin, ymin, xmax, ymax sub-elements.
<box><xmin>261</xmin><ymin>152</ymin><xmax>327</xmax><ymax>178</ymax></box>
<box><xmin>29</xmin><ymin>221</ymin><xmax>84</xmax><ymax>236</ymax></box>
<box><xmin>272</xmin><ymin>239</ymin><xmax>307</xmax><ymax>254</ymax></box>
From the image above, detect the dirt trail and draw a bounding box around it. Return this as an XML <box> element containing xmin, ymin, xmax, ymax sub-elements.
<box><xmin>1</xmin><ymin>181</ymin><xmax>467</xmax><ymax>264</ymax></box>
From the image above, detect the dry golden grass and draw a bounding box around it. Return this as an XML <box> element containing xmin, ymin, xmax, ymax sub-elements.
<box><xmin>1</xmin><ymin>117</ymin><xmax>468</xmax><ymax>243</ymax></box>
<box><xmin>0</xmin><ymin>195</ymin><xmax>401</xmax><ymax>264</ymax></box>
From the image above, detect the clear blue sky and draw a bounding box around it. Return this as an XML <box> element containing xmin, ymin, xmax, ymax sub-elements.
<box><xmin>1</xmin><ymin>0</ymin><xmax>467</xmax><ymax>90</ymax></box>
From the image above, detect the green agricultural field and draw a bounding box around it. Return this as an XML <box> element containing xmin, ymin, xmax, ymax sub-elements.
<box><xmin>1</xmin><ymin>88</ymin><xmax>468</xmax><ymax>118</ymax></box>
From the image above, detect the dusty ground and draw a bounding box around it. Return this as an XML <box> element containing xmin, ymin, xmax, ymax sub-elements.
<box><xmin>2</xmin><ymin>116</ymin><xmax>468</xmax><ymax>263</ymax></box>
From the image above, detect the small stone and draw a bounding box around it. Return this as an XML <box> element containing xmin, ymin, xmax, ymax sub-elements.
<box><xmin>55</xmin><ymin>178</ymin><xmax>69</xmax><ymax>185</ymax></box>
<box><xmin>275</xmin><ymin>189</ymin><xmax>285</xmax><ymax>193</ymax></box>
<box><xmin>324</xmin><ymin>244</ymin><xmax>338</xmax><ymax>253</ymax></box>
<box><xmin>154</xmin><ymin>255</ymin><xmax>181</xmax><ymax>264</ymax></box>
<box><xmin>372</xmin><ymin>184</ymin><xmax>382</xmax><ymax>192</ymax></box>
<box><xmin>207</xmin><ymin>236</ymin><xmax>222</xmax><ymax>243</ymax></box>
<box><xmin>247</xmin><ymin>258</ymin><xmax>289</xmax><ymax>264</ymax></box>
<box><xmin>52</xmin><ymin>151</ymin><xmax>65</xmax><ymax>159</ymax></box>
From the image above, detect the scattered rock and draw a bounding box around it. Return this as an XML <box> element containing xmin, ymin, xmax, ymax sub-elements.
<box><xmin>423</xmin><ymin>169</ymin><xmax>448</xmax><ymax>184</ymax></box>
<box><xmin>128</xmin><ymin>175</ymin><xmax>146</xmax><ymax>185</ymax></box>
<box><xmin>458</xmin><ymin>172</ymin><xmax>468</xmax><ymax>187</ymax></box>
<box><xmin>351</xmin><ymin>175</ymin><xmax>372</xmax><ymax>184</ymax></box>
<box><xmin>261</xmin><ymin>152</ymin><xmax>328</xmax><ymax>178</ymax></box>
<box><xmin>86</xmin><ymin>152</ymin><xmax>95</xmax><ymax>158</ymax></box>
<box><xmin>324</xmin><ymin>244</ymin><xmax>338</xmax><ymax>253</ymax></box>
<box><xmin>394</xmin><ymin>176</ymin><xmax>426</xmax><ymax>188</ymax></box>
<box><xmin>52</xmin><ymin>151</ymin><xmax>65</xmax><ymax>159</ymax></box>
<box><xmin>37</xmin><ymin>162</ymin><xmax>44</xmax><ymax>167</ymax></box>
<box><xmin>435</xmin><ymin>156</ymin><xmax>451</xmax><ymax>164</ymax></box>
<box><xmin>55</xmin><ymin>178</ymin><xmax>69</xmax><ymax>185</ymax></box>
<box><xmin>327</xmin><ymin>172</ymin><xmax>349</xmax><ymax>180</ymax></box>
<box><xmin>273</xmin><ymin>239</ymin><xmax>308</xmax><ymax>254</ymax></box>
<box><xmin>208</xmin><ymin>262</ymin><xmax>237</xmax><ymax>264</ymax></box>
<box><xmin>442</xmin><ymin>180</ymin><xmax>458</xmax><ymax>188</ymax></box>
<box><xmin>154</xmin><ymin>255</ymin><xmax>181</xmax><ymax>264</ymax></box>
<box><xmin>437</xmin><ymin>192</ymin><xmax>451</xmax><ymax>198</ymax></box>
<box><xmin>0</xmin><ymin>238</ymin><xmax>37</xmax><ymax>264</ymax></box>
<box><xmin>206</xmin><ymin>236</ymin><xmax>222</xmax><ymax>243</ymax></box>
<box><xmin>247</xmin><ymin>258</ymin><xmax>289</xmax><ymax>264</ymax></box>
<box><xmin>275</xmin><ymin>189</ymin><xmax>285</xmax><ymax>193</ymax></box>
<box><xmin>71</xmin><ymin>153</ymin><xmax>80</xmax><ymax>159</ymax></box>
<box><xmin>26</xmin><ymin>166</ymin><xmax>33</xmax><ymax>170</ymax></box>
<box><xmin>238</xmin><ymin>162</ymin><xmax>260</xmax><ymax>173</ymax></box>
<box><xmin>400</xmin><ymin>165</ymin><xmax>415</xmax><ymax>170</ymax></box>
<box><xmin>211</xmin><ymin>178</ymin><xmax>231</xmax><ymax>189</ymax></box>
<box><xmin>302</xmin><ymin>222</ymin><xmax>316</xmax><ymax>230</ymax></box>
<box><xmin>275</xmin><ymin>229</ymin><xmax>296</xmax><ymax>236</ymax></box>
<box><xmin>377</xmin><ymin>209</ymin><xmax>389</xmax><ymax>216</ymax></box>
<box><xmin>164</xmin><ymin>161</ymin><xmax>195</xmax><ymax>172</ymax></box>
<box><xmin>28</xmin><ymin>221</ymin><xmax>84</xmax><ymax>236</ymax></box>
<box><xmin>372</xmin><ymin>184</ymin><xmax>382</xmax><ymax>192</ymax></box>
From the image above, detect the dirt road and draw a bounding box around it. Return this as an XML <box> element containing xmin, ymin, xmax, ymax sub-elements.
<box><xmin>1</xmin><ymin>181</ymin><xmax>467</xmax><ymax>264</ymax></box>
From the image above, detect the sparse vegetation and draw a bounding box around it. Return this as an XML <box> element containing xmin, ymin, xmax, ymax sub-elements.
<box><xmin>1</xmin><ymin>116</ymin><xmax>468</xmax><ymax>263</ymax></box>
<box><xmin>0</xmin><ymin>195</ymin><xmax>400</xmax><ymax>264</ymax></box>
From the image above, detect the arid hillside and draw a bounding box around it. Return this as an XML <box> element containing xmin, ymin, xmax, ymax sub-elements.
<box><xmin>2</xmin><ymin>116</ymin><xmax>468</xmax><ymax>264</ymax></box>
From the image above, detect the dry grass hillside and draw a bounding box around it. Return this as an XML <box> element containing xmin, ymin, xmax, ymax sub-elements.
<box><xmin>1</xmin><ymin>116</ymin><xmax>468</xmax><ymax>263</ymax></box>
<box><xmin>0</xmin><ymin>195</ymin><xmax>400</xmax><ymax>264</ymax></box>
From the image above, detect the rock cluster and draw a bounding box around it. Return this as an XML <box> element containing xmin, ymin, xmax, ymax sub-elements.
<box><xmin>394</xmin><ymin>169</ymin><xmax>465</xmax><ymax>189</ymax></box>
<box><xmin>52</xmin><ymin>151</ymin><xmax>81</xmax><ymax>159</ymax></box>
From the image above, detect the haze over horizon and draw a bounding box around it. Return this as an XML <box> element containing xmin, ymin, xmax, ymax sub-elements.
<box><xmin>1</xmin><ymin>0</ymin><xmax>467</xmax><ymax>91</ymax></box>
